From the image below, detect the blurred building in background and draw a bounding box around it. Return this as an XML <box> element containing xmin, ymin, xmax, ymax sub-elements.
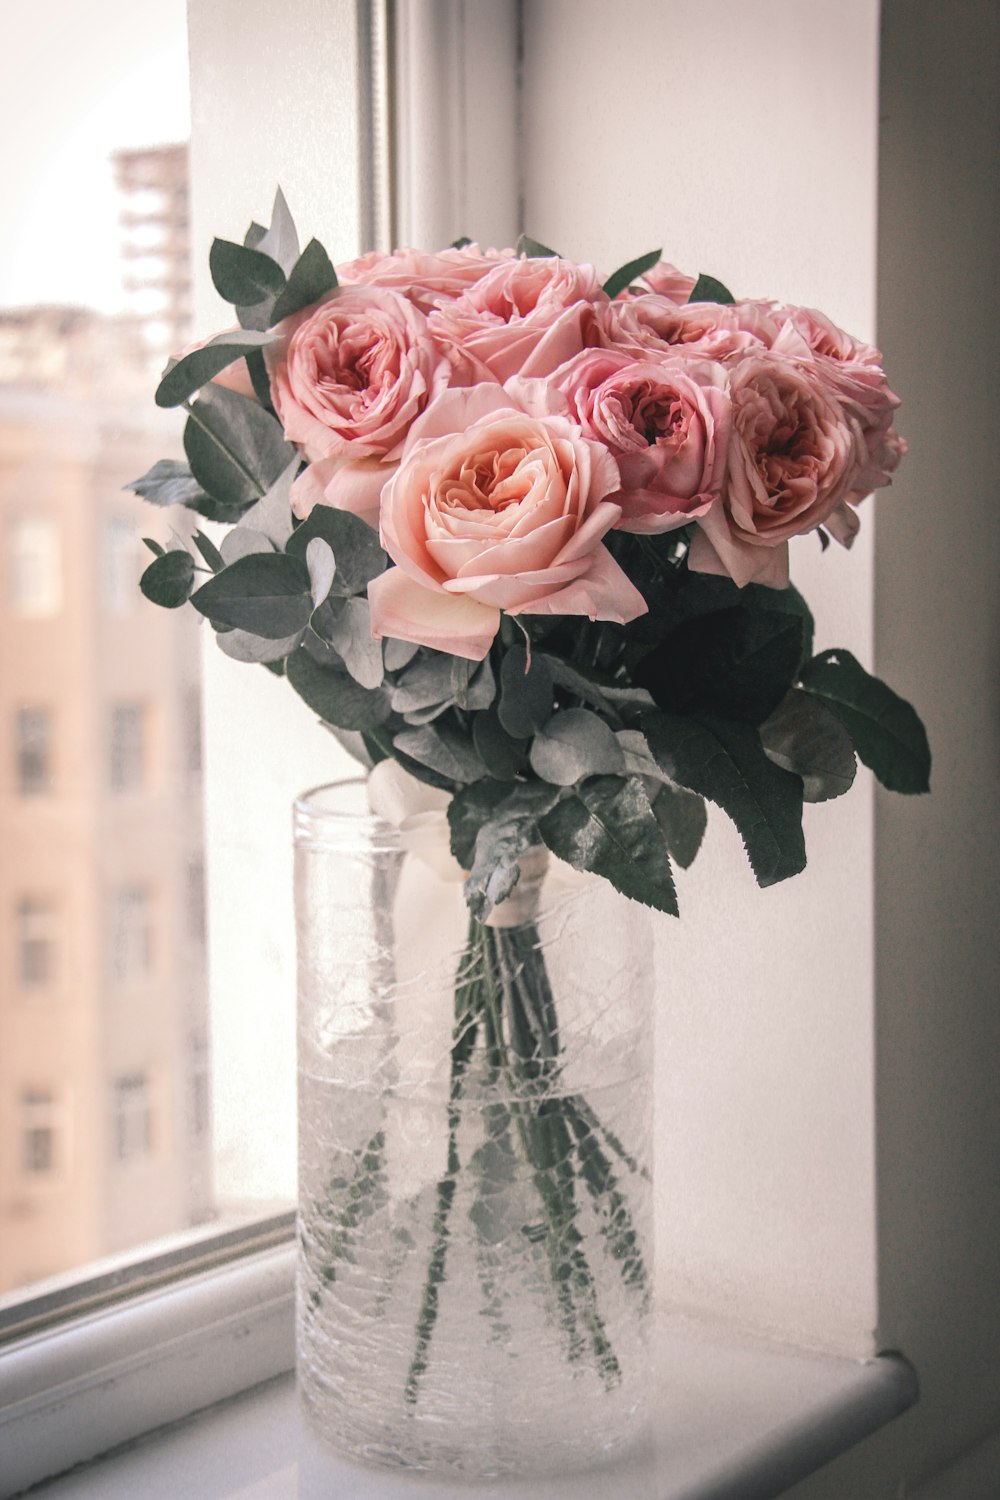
<box><xmin>0</xmin><ymin>144</ymin><xmax>212</xmax><ymax>1295</ymax></box>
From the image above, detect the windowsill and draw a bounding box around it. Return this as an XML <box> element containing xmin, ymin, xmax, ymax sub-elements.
<box><xmin>0</xmin><ymin>1241</ymin><xmax>917</xmax><ymax>1500</ymax></box>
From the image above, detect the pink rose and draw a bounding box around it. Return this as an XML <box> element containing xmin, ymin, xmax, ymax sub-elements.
<box><xmin>268</xmin><ymin>285</ymin><xmax>450</xmax><ymax>526</ymax></box>
<box><xmin>427</xmin><ymin>256</ymin><xmax>606</xmax><ymax>385</ymax></box>
<box><xmin>634</xmin><ymin>259</ymin><xmax>697</xmax><ymax>302</ymax></box>
<box><xmin>549</xmin><ymin>348</ymin><xmax>730</xmax><ymax>534</ymax></box>
<box><xmin>689</xmin><ymin>351</ymin><xmax>860</xmax><ymax>588</ymax></box>
<box><xmin>367</xmin><ymin>386</ymin><xmax>647</xmax><ymax>660</ymax></box>
<box><xmin>336</xmin><ymin>243</ymin><xmax>511</xmax><ymax>313</ymax></box>
<box><xmin>595</xmin><ymin>294</ymin><xmax>775</xmax><ymax>362</ymax></box>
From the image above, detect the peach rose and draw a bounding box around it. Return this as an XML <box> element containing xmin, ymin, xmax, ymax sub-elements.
<box><xmin>549</xmin><ymin>348</ymin><xmax>731</xmax><ymax>534</ymax></box>
<box><xmin>595</xmin><ymin>293</ymin><xmax>776</xmax><ymax>363</ymax></box>
<box><xmin>689</xmin><ymin>351</ymin><xmax>860</xmax><ymax>588</ymax></box>
<box><xmin>268</xmin><ymin>285</ymin><xmax>450</xmax><ymax>526</ymax></box>
<box><xmin>427</xmin><ymin>256</ymin><xmax>605</xmax><ymax>385</ymax></box>
<box><xmin>367</xmin><ymin>386</ymin><xmax>647</xmax><ymax>660</ymax></box>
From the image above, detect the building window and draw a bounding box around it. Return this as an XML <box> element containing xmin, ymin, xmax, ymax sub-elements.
<box><xmin>102</xmin><ymin>517</ymin><xmax>139</xmax><ymax>614</ymax></box>
<box><xmin>15</xmin><ymin>706</ymin><xmax>53</xmax><ymax>794</ymax></box>
<box><xmin>188</xmin><ymin>1034</ymin><xmax>210</xmax><ymax>1140</ymax></box>
<box><xmin>112</xmin><ymin>1073</ymin><xmax>152</xmax><ymax>1162</ymax></box>
<box><xmin>110</xmin><ymin>886</ymin><xmax>152</xmax><ymax>983</ymax></box>
<box><xmin>17</xmin><ymin>898</ymin><xmax>57</xmax><ymax>989</ymax></box>
<box><xmin>108</xmin><ymin>702</ymin><xmax>145</xmax><ymax>793</ymax></box>
<box><xmin>8</xmin><ymin>516</ymin><xmax>62</xmax><ymax>618</ymax></box>
<box><xmin>21</xmin><ymin>1090</ymin><xmax>59</xmax><ymax>1175</ymax></box>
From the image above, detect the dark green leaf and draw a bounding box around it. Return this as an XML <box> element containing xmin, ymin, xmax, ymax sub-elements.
<box><xmin>155</xmin><ymin>330</ymin><xmax>279</xmax><ymax>408</ymax></box>
<box><xmin>239</xmin><ymin>459</ymin><xmax>297</xmax><ymax>548</ymax></box>
<box><xmin>244</xmin><ymin>221</ymin><xmax>267</xmax><ymax>250</ymax></box>
<box><xmin>688</xmin><ymin>273</ymin><xmax>735</xmax><ymax>305</ymax></box>
<box><xmin>139</xmin><ymin>550</ymin><xmax>196</xmax><ymax>609</ymax></box>
<box><xmin>456</xmin><ymin>656</ymin><xmax>496</xmax><ymax>713</ymax></box>
<box><xmin>244</xmin><ymin>346</ymin><xmax>274</xmax><ymax>408</ymax></box>
<box><xmin>463</xmin><ymin>792</ymin><xmax>561</xmax><ymax>920</ymax></box>
<box><xmin>798</xmin><ymin>649</ymin><xmax>930</xmax><ymax>794</ymax></box>
<box><xmin>529</xmin><ymin>708</ymin><xmax>626</xmax><ymax>785</ymax></box>
<box><xmin>286</xmin><ymin>645</ymin><xmax>392</xmax><ymax>730</ymax></box>
<box><xmin>635</xmin><ymin>605</ymin><xmax>803</xmax><ymax>725</ymax></box>
<box><xmin>450</xmin><ymin>236</ymin><xmax>472</xmax><ymax>249</ymax></box>
<box><xmin>126</xmin><ymin>458</ymin><xmax>208</xmax><ymax>510</ymax></box>
<box><xmin>269</xmin><ymin>238</ymin><xmax>338</xmax><ymax>324</ymax></box>
<box><xmin>760</xmin><ymin>689</ymin><xmax>857</xmax><ymax>802</ymax></box>
<box><xmin>191</xmin><ymin>530</ymin><xmax>225</xmax><ymax>573</ymax></box>
<box><xmin>389</xmin><ymin>652</ymin><xmax>472</xmax><ymax>714</ymax></box>
<box><xmin>539</xmin><ymin>776</ymin><xmax>678</xmax><ymax>916</ymax></box>
<box><xmin>209</xmin><ymin>238</ymin><xmax>286</xmax><ymax>307</ymax></box>
<box><xmin>472</xmin><ymin>709</ymin><xmax>528</xmax><ymax>780</ymax></box>
<box><xmin>651</xmin><ymin>784</ymin><xmax>707</xmax><ymax>869</ymax></box>
<box><xmin>190</xmin><ymin>552</ymin><xmax>312</xmax><ymax>637</ymax></box>
<box><xmin>643</xmin><ymin>711</ymin><xmax>805</xmax><ymax>886</ymax></box>
<box><xmin>215</xmin><ymin>626</ymin><xmax>303</xmax><ymax>664</ymax></box>
<box><xmin>602</xmin><ymin>249</ymin><xmax>662</xmax><ymax>301</ymax></box>
<box><xmin>393</xmin><ymin>718</ymin><xmax>487</xmax><ymax>785</ymax></box>
<box><xmin>285</xmin><ymin>503</ymin><xmax>388</xmax><ymax>595</ymax></box>
<box><xmin>183</xmin><ymin>385</ymin><xmax>294</xmax><ymax>509</ymax></box>
<box><xmin>448</xmin><ymin>780</ymin><xmax>558</xmax><ymax>870</ymax></box>
<box><xmin>142</xmin><ymin>537</ymin><xmax>165</xmax><ymax>557</ymax></box>
<box><xmin>498</xmin><ymin>646</ymin><xmax>553</xmax><ymax>737</ymax></box>
<box><xmin>516</xmin><ymin>234</ymin><xmax>560</xmax><ymax>258</ymax></box>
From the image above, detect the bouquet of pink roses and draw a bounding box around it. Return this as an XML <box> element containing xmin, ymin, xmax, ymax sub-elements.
<box><xmin>131</xmin><ymin>192</ymin><xmax>928</xmax><ymax>1401</ymax></box>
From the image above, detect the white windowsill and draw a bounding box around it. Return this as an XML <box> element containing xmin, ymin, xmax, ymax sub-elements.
<box><xmin>0</xmin><ymin>1242</ymin><xmax>917</xmax><ymax>1500</ymax></box>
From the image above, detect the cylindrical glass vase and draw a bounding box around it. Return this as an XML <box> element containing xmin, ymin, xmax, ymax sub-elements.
<box><xmin>294</xmin><ymin>778</ymin><xmax>655</xmax><ymax>1480</ymax></box>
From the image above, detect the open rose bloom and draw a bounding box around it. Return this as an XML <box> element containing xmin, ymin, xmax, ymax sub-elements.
<box><xmin>253</xmin><ymin>241</ymin><xmax>904</xmax><ymax>647</ymax></box>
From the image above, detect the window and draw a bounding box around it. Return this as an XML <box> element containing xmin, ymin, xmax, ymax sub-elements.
<box><xmin>15</xmin><ymin>707</ymin><xmax>53</xmax><ymax>794</ymax></box>
<box><xmin>7</xmin><ymin>516</ymin><xmax>61</xmax><ymax>618</ymax></box>
<box><xmin>20</xmin><ymin>1090</ymin><xmax>59</xmax><ymax>1176</ymax></box>
<box><xmin>112</xmin><ymin>1073</ymin><xmax>152</xmax><ymax>1162</ymax></box>
<box><xmin>108</xmin><ymin>702</ymin><xmax>145</xmax><ymax>793</ymax></box>
<box><xmin>17</xmin><ymin>898</ymin><xmax>57</xmax><ymax>990</ymax></box>
<box><xmin>102</xmin><ymin>517</ymin><xmax>139</xmax><ymax>614</ymax></box>
<box><xmin>110</xmin><ymin>886</ymin><xmax>152</xmax><ymax>984</ymax></box>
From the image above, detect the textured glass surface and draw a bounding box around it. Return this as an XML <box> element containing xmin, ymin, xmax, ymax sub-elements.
<box><xmin>294</xmin><ymin>780</ymin><xmax>655</xmax><ymax>1479</ymax></box>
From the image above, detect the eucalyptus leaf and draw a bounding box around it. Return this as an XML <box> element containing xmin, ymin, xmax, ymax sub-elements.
<box><xmin>126</xmin><ymin>458</ymin><xmax>208</xmax><ymax>510</ymax></box>
<box><xmin>285</xmin><ymin>504</ymin><xmax>388</xmax><ymax>595</ymax></box>
<box><xmin>393</xmin><ymin>718</ymin><xmax>488</xmax><ymax>786</ymax></box>
<box><xmin>270</xmin><ymin>237</ymin><xmax>338</xmax><ymax>324</ymax></box>
<box><xmin>498</xmin><ymin>646</ymin><xmax>553</xmax><ymax>738</ymax></box>
<box><xmin>760</xmin><ymin>689</ymin><xmax>857</xmax><ymax>802</ymax></box>
<box><xmin>215</xmin><ymin>627</ymin><xmax>303</xmax><ymax>664</ymax></box>
<box><xmin>384</xmin><ymin>638</ymin><xmax>420</xmax><ymax>672</ymax></box>
<box><xmin>539</xmin><ymin>776</ymin><xmax>678</xmax><ymax>916</ymax></box>
<box><xmin>142</xmin><ymin>537</ymin><xmax>165</xmax><ymax>557</ymax></box>
<box><xmin>190</xmin><ymin>552</ymin><xmax>312</xmax><ymax>638</ymax></box>
<box><xmin>191</xmin><ymin>530</ymin><xmax>225</xmax><ymax>573</ymax></box>
<box><xmin>306</xmin><ymin>537</ymin><xmax>336</xmax><ymax>608</ymax></box>
<box><xmin>139</xmin><ymin>550</ymin><xmax>196</xmax><ymax>609</ymax></box>
<box><xmin>390</xmin><ymin>652</ymin><xmax>473</xmax><ymax>714</ymax></box>
<box><xmin>220</xmin><ymin>528</ymin><xmax>273</xmax><ymax>565</ymax></box>
<box><xmin>457</xmin><ymin>656</ymin><xmax>496</xmax><ymax>713</ymax></box>
<box><xmin>688</xmin><ymin>273</ymin><xmax>735</xmax><ymax>305</ymax></box>
<box><xmin>529</xmin><ymin>708</ymin><xmax>626</xmax><ymax>786</ymax></box>
<box><xmin>155</xmin><ymin>329</ymin><xmax>279</xmax><ymax>408</ymax></box>
<box><xmin>209</xmin><ymin>238</ymin><xmax>286</xmax><ymax>307</ymax></box>
<box><xmin>615</xmin><ymin>728</ymin><xmax>670</xmax><ymax>783</ymax></box>
<box><xmin>516</xmin><ymin>234</ymin><xmax>560</xmax><ymax>258</ymax></box>
<box><xmin>643</xmin><ymin>711</ymin><xmax>805</xmax><ymax>887</ymax></box>
<box><xmin>254</xmin><ymin>187</ymin><xmax>300</xmax><ymax>274</ymax></box>
<box><xmin>237</xmin><ymin>458</ymin><xmax>297</xmax><ymax>547</ymax></box>
<box><xmin>539</xmin><ymin>654</ymin><xmax>653</xmax><ymax>718</ymax></box>
<box><xmin>602</xmin><ymin>249</ymin><xmax>662</xmax><ymax>301</ymax></box>
<box><xmin>286</xmin><ymin>645</ymin><xmax>392</xmax><ymax>731</ymax></box>
<box><xmin>651</xmin><ymin>783</ymin><xmax>708</xmax><ymax>870</ymax></box>
<box><xmin>314</xmin><ymin>596</ymin><xmax>383</xmax><ymax>689</ymax></box>
<box><xmin>184</xmin><ymin>385</ymin><xmax>294</xmax><ymax>510</ymax></box>
<box><xmin>798</xmin><ymin>649</ymin><xmax>930</xmax><ymax>794</ymax></box>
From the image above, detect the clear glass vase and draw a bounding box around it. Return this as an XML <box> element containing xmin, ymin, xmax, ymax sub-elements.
<box><xmin>293</xmin><ymin>778</ymin><xmax>655</xmax><ymax>1479</ymax></box>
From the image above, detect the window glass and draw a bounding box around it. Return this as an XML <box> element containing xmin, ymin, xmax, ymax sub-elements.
<box><xmin>0</xmin><ymin>0</ymin><xmax>221</xmax><ymax>1306</ymax></box>
<box><xmin>15</xmin><ymin>707</ymin><xmax>53</xmax><ymax>795</ymax></box>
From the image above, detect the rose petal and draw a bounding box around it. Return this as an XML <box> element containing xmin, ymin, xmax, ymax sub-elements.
<box><xmin>508</xmin><ymin>543</ymin><xmax>647</xmax><ymax>623</ymax></box>
<box><xmin>368</xmin><ymin>568</ymin><xmax>500</xmax><ymax>660</ymax></box>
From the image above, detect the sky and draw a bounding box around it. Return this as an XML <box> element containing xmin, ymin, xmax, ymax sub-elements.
<box><xmin>0</xmin><ymin>0</ymin><xmax>190</xmax><ymax>312</ymax></box>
